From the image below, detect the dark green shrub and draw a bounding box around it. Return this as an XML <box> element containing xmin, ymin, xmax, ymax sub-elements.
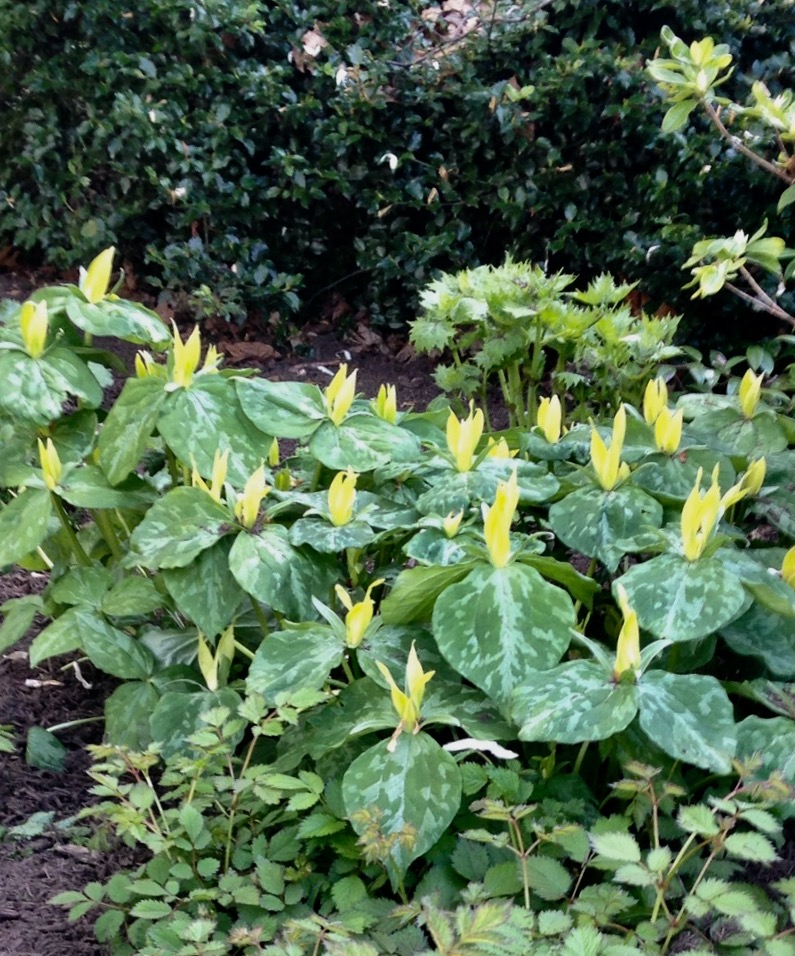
<box><xmin>0</xmin><ymin>0</ymin><xmax>791</xmax><ymax>331</ymax></box>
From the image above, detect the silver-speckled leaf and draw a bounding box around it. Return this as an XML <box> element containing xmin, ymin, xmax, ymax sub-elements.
<box><xmin>236</xmin><ymin>378</ymin><xmax>327</xmax><ymax>439</ymax></box>
<box><xmin>163</xmin><ymin>537</ymin><xmax>243</xmax><ymax>637</ymax></box>
<box><xmin>0</xmin><ymin>488</ymin><xmax>52</xmax><ymax>566</ymax></box>
<box><xmin>98</xmin><ymin>377</ymin><xmax>167</xmax><ymax>485</ymax></box>
<box><xmin>247</xmin><ymin>626</ymin><xmax>344</xmax><ymax>703</ymax></box>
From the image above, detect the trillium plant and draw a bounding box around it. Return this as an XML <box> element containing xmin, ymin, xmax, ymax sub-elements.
<box><xmin>3</xmin><ymin>250</ymin><xmax>795</xmax><ymax>945</ymax></box>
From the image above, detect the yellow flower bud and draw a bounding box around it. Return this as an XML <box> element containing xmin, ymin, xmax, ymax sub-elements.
<box><xmin>79</xmin><ymin>246</ymin><xmax>116</xmax><ymax>304</ymax></box>
<box><xmin>446</xmin><ymin>402</ymin><xmax>484</xmax><ymax>472</ymax></box>
<box><xmin>206</xmin><ymin>449</ymin><xmax>229</xmax><ymax>502</ymax></box>
<box><xmin>590</xmin><ymin>406</ymin><xmax>630</xmax><ymax>491</ymax></box>
<box><xmin>739</xmin><ymin>458</ymin><xmax>766</xmax><ymax>498</ymax></box>
<box><xmin>643</xmin><ymin>377</ymin><xmax>668</xmax><ymax>425</ymax></box>
<box><xmin>373</xmin><ymin>383</ymin><xmax>397</xmax><ymax>424</ymax></box>
<box><xmin>443</xmin><ymin>510</ymin><xmax>463</xmax><ymax>538</ymax></box>
<box><xmin>197</xmin><ymin>626</ymin><xmax>235</xmax><ymax>691</ymax></box>
<box><xmin>202</xmin><ymin>343</ymin><xmax>221</xmax><ymax>373</ymax></box>
<box><xmin>328</xmin><ymin>468</ymin><xmax>357</xmax><ymax>526</ymax></box>
<box><xmin>782</xmin><ymin>547</ymin><xmax>795</xmax><ymax>589</ymax></box>
<box><xmin>375</xmin><ymin>642</ymin><xmax>435</xmax><ymax>741</ymax></box>
<box><xmin>335</xmin><ymin>578</ymin><xmax>384</xmax><ymax>648</ymax></box>
<box><xmin>486</xmin><ymin>436</ymin><xmax>517</xmax><ymax>458</ymax></box>
<box><xmin>37</xmin><ymin>437</ymin><xmax>62</xmax><ymax>491</ymax></box>
<box><xmin>738</xmin><ymin>369</ymin><xmax>764</xmax><ymax>419</ymax></box>
<box><xmin>267</xmin><ymin>438</ymin><xmax>280</xmax><ymax>468</ymax></box>
<box><xmin>537</xmin><ymin>395</ymin><xmax>563</xmax><ymax>444</ymax></box>
<box><xmin>171</xmin><ymin>322</ymin><xmax>202</xmax><ymax>389</ymax></box>
<box><xmin>135</xmin><ymin>351</ymin><xmax>154</xmax><ymax>378</ymax></box>
<box><xmin>483</xmin><ymin>469</ymin><xmax>519</xmax><ymax>569</ymax></box>
<box><xmin>654</xmin><ymin>406</ymin><xmax>684</xmax><ymax>455</ymax></box>
<box><xmin>234</xmin><ymin>464</ymin><xmax>270</xmax><ymax>529</ymax></box>
<box><xmin>681</xmin><ymin>466</ymin><xmax>723</xmax><ymax>561</ymax></box>
<box><xmin>275</xmin><ymin>467</ymin><xmax>292</xmax><ymax>492</ymax></box>
<box><xmin>19</xmin><ymin>300</ymin><xmax>49</xmax><ymax>359</ymax></box>
<box><xmin>325</xmin><ymin>364</ymin><xmax>357</xmax><ymax>426</ymax></box>
<box><xmin>614</xmin><ymin>583</ymin><xmax>641</xmax><ymax>680</ymax></box>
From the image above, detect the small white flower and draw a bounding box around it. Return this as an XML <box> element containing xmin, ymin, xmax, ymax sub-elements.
<box><xmin>379</xmin><ymin>152</ymin><xmax>399</xmax><ymax>171</ymax></box>
<box><xmin>148</xmin><ymin>109</ymin><xmax>157</xmax><ymax>123</ymax></box>
<box><xmin>173</xmin><ymin>186</ymin><xmax>187</xmax><ymax>199</ymax></box>
<box><xmin>335</xmin><ymin>66</ymin><xmax>349</xmax><ymax>86</ymax></box>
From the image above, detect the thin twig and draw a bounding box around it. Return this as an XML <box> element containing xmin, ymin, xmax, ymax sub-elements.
<box><xmin>703</xmin><ymin>100</ymin><xmax>794</xmax><ymax>185</ymax></box>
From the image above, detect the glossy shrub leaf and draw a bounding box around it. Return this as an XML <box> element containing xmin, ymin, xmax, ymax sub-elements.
<box><xmin>129</xmin><ymin>487</ymin><xmax>233</xmax><ymax>569</ymax></box>
<box><xmin>342</xmin><ymin>731</ymin><xmax>462</xmax><ymax>878</ymax></box>
<box><xmin>229</xmin><ymin>524</ymin><xmax>336</xmax><ymax>620</ymax></box>
<box><xmin>637</xmin><ymin>672</ymin><xmax>736</xmax><ymax>774</ymax></box>
<box><xmin>149</xmin><ymin>688</ymin><xmax>242</xmax><ymax>758</ymax></box>
<box><xmin>104</xmin><ymin>681</ymin><xmax>161</xmax><ymax>749</ymax></box>
<box><xmin>236</xmin><ymin>378</ymin><xmax>327</xmax><ymax>439</ymax></box>
<box><xmin>433</xmin><ymin>563</ymin><xmax>575</xmax><ymax>704</ymax></box>
<box><xmin>247</xmin><ymin>626</ymin><xmax>344</xmax><ymax>703</ymax></box>
<box><xmin>381</xmin><ymin>563</ymin><xmax>476</xmax><ymax>625</ymax></box>
<box><xmin>163</xmin><ymin>537</ymin><xmax>242</xmax><ymax>637</ymax></box>
<box><xmin>97</xmin><ymin>377</ymin><xmax>167</xmax><ymax>484</ymax></box>
<box><xmin>512</xmin><ymin>661</ymin><xmax>638</xmax><ymax>744</ymax></box>
<box><xmin>0</xmin><ymin>488</ymin><xmax>52</xmax><ymax>567</ymax></box>
<box><xmin>158</xmin><ymin>377</ymin><xmax>271</xmax><ymax>485</ymax></box>
<box><xmin>548</xmin><ymin>485</ymin><xmax>663</xmax><ymax>573</ymax></box>
<box><xmin>617</xmin><ymin>554</ymin><xmax>747</xmax><ymax>642</ymax></box>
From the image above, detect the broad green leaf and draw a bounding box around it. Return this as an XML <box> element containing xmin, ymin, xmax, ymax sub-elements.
<box><xmin>661</xmin><ymin>98</ymin><xmax>698</xmax><ymax>133</ymax></box>
<box><xmin>65</xmin><ymin>298</ymin><xmax>170</xmax><ymax>345</ymax></box>
<box><xmin>104</xmin><ymin>681</ymin><xmax>161</xmax><ymax>749</ymax></box>
<box><xmin>637</xmin><ymin>671</ymin><xmax>736</xmax><ymax>773</ymax></box>
<box><xmin>158</xmin><ymin>376</ymin><xmax>272</xmax><ymax>485</ymax></box>
<box><xmin>617</xmin><ymin>554</ymin><xmax>746</xmax><ymax>642</ymax></box>
<box><xmin>405</xmin><ymin>528</ymin><xmax>470</xmax><ymax>567</ymax></box>
<box><xmin>310</xmin><ymin>417</ymin><xmax>394</xmax><ymax>471</ymax></box>
<box><xmin>50</xmin><ymin>409</ymin><xmax>99</xmax><ymax>466</ymax></box>
<box><xmin>82</xmin><ymin>620</ymin><xmax>156</xmax><ymax>679</ymax></box>
<box><xmin>163</xmin><ymin>537</ymin><xmax>242</xmax><ymax>636</ymax></box>
<box><xmin>721</xmin><ymin>604</ymin><xmax>795</xmax><ymax>678</ymax></box>
<box><xmin>149</xmin><ymin>688</ymin><xmax>242</xmax><ymax>757</ymax></box>
<box><xmin>433</xmin><ymin>563</ymin><xmax>575</xmax><ymax>703</ymax></box>
<box><xmin>50</xmin><ymin>566</ymin><xmax>113</xmax><ymax>608</ymax></box>
<box><xmin>236</xmin><ymin>378</ymin><xmax>327</xmax><ymax>438</ymax></box>
<box><xmin>288</xmin><ymin>517</ymin><xmax>376</xmax><ymax>553</ymax></box>
<box><xmin>45</xmin><ymin>348</ymin><xmax>104</xmax><ymax>407</ymax></box>
<box><xmin>26</xmin><ymin>726</ymin><xmax>67</xmax><ymax>771</ymax></box>
<box><xmin>0</xmin><ymin>488</ymin><xmax>52</xmax><ymax>566</ymax></box>
<box><xmin>416</xmin><ymin>459</ymin><xmax>558</xmax><ymax>515</ymax></box>
<box><xmin>381</xmin><ymin>563</ymin><xmax>476</xmax><ymax>625</ymax></box>
<box><xmin>548</xmin><ymin>485</ymin><xmax>663</xmax><ymax>573</ymax></box>
<box><xmin>519</xmin><ymin>554</ymin><xmax>600</xmax><ymax>609</ymax></box>
<box><xmin>358</xmin><ymin>623</ymin><xmax>457</xmax><ymax>688</ymax></box>
<box><xmin>139</xmin><ymin>626</ymin><xmax>199</xmax><ymax>667</ymax></box>
<box><xmin>0</xmin><ymin>352</ymin><xmax>70</xmax><ymax>424</ymax></box>
<box><xmin>29</xmin><ymin>606</ymin><xmax>88</xmax><ymax>665</ymax></box>
<box><xmin>247</xmin><ymin>626</ymin><xmax>344</xmax><ymax>703</ymax></box>
<box><xmin>229</xmin><ymin>524</ymin><xmax>336</xmax><ymax>620</ymax></box>
<box><xmin>129</xmin><ymin>486</ymin><xmax>233</xmax><ymax>569</ymax></box>
<box><xmin>589</xmin><ymin>831</ymin><xmax>642</xmax><ymax>863</ymax></box>
<box><xmin>0</xmin><ymin>595</ymin><xmax>43</xmax><ymax>653</ymax></box>
<box><xmin>512</xmin><ymin>661</ymin><xmax>638</xmax><ymax>744</ymax></box>
<box><xmin>98</xmin><ymin>377</ymin><xmax>167</xmax><ymax>484</ymax></box>
<box><xmin>632</xmin><ymin>450</ymin><xmax>732</xmax><ymax>504</ymax></box>
<box><xmin>736</xmin><ymin>715</ymin><xmax>795</xmax><ymax>784</ymax></box>
<box><xmin>101</xmin><ymin>576</ymin><xmax>163</xmax><ymax>617</ymax></box>
<box><xmin>342</xmin><ymin>731</ymin><xmax>462</xmax><ymax>878</ymax></box>
<box><xmin>688</xmin><ymin>408</ymin><xmax>787</xmax><ymax>457</ymax></box>
<box><xmin>59</xmin><ymin>465</ymin><xmax>156</xmax><ymax>509</ymax></box>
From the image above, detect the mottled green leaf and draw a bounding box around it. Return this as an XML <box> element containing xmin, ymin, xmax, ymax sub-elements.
<box><xmin>416</xmin><ymin>458</ymin><xmax>558</xmax><ymax>515</ymax></box>
<box><xmin>60</xmin><ymin>465</ymin><xmax>155</xmax><ymax>509</ymax></box>
<box><xmin>310</xmin><ymin>417</ymin><xmax>393</xmax><ymax>471</ymax></box>
<box><xmin>513</xmin><ymin>661</ymin><xmax>638</xmax><ymax>744</ymax></box>
<box><xmin>0</xmin><ymin>488</ymin><xmax>52</xmax><ymax>566</ymax></box>
<box><xmin>0</xmin><ymin>595</ymin><xmax>43</xmax><ymax>653</ymax></box>
<box><xmin>721</xmin><ymin>605</ymin><xmax>795</xmax><ymax>678</ymax></box>
<box><xmin>65</xmin><ymin>298</ymin><xmax>170</xmax><ymax>345</ymax></box>
<box><xmin>381</xmin><ymin>563</ymin><xmax>476</xmax><ymax>625</ymax></box>
<box><xmin>637</xmin><ymin>671</ymin><xmax>736</xmax><ymax>773</ymax></box>
<box><xmin>433</xmin><ymin>563</ymin><xmax>575</xmax><ymax>703</ymax></box>
<box><xmin>99</xmin><ymin>377</ymin><xmax>168</xmax><ymax>484</ymax></box>
<box><xmin>50</xmin><ymin>566</ymin><xmax>112</xmax><ymax>608</ymax></box>
<box><xmin>342</xmin><ymin>732</ymin><xmax>462</xmax><ymax>877</ymax></box>
<box><xmin>163</xmin><ymin>537</ymin><xmax>242</xmax><ymax>636</ymax></box>
<box><xmin>288</xmin><ymin>517</ymin><xmax>375</xmax><ymax>553</ymax></box>
<box><xmin>618</xmin><ymin>554</ymin><xmax>746</xmax><ymax>642</ymax></box>
<box><xmin>247</xmin><ymin>626</ymin><xmax>343</xmax><ymax>703</ymax></box>
<box><xmin>104</xmin><ymin>681</ymin><xmax>161</xmax><ymax>749</ymax></box>
<box><xmin>101</xmin><ymin>576</ymin><xmax>163</xmax><ymax>617</ymax></box>
<box><xmin>26</xmin><ymin>726</ymin><xmax>67</xmax><ymax>771</ymax></box>
<box><xmin>82</xmin><ymin>620</ymin><xmax>155</xmax><ymax>680</ymax></box>
<box><xmin>149</xmin><ymin>688</ymin><xmax>242</xmax><ymax>757</ymax></box>
<box><xmin>736</xmin><ymin>715</ymin><xmax>795</xmax><ymax>784</ymax></box>
<box><xmin>129</xmin><ymin>487</ymin><xmax>233</xmax><ymax>569</ymax></box>
<box><xmin>236</xmin><ymin>378</ymin><xmax>327</xmax><ymax>439</ymax></box>
<box><xmin>29</xmin><ymin>606</ymin><xmax>88</xmax><ymax>665</ymax></box>
<box><xmin>404</xmin><ymin>528</ymin><xmax>470</xmax><ymax>567</ymax></box>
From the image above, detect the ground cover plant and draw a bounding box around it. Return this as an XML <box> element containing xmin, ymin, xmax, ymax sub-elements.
<box><xmin>3</xmin><ymin>248</ymin><xmax>795</xmax><ymax>953</ymax></box>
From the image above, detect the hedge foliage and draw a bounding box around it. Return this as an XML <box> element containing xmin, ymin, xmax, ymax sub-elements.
<box><xmin>0</xmin><ymin>0</ymin><xmax>792</xmax><ymax>331</ymax></box>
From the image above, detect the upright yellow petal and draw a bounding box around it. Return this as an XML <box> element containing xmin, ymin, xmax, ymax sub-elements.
<box><xmin>484</xmin><ymin>469</ymin><xmax>519</xmax><ymax>568</ymax></box>
<box><xmin>537</xmin><ymin>395</ymin><xmax>563</xmax><ymax>444</ymax></box>
<box><xmin>197</xmin><ymin>632</ymin><xmax>218</xmax><ymax>691</ymax></box>
<box><xmin>614</xmin><ymin>584</ymin><xmax>641</xmax><ymax>679</ymax></box>
<box><xmin>326</xmin><ymin>364</ymin><xmax>357</xmax><ymax>425</ymax></box>
<box><xmin>590</xmin><ymin>406</ymin><xmax>628</xmax><ymax>491</ymax></box>
<box><xmin>681</xmin><ymin>468</ymin><xmax>705</xmax><ymax>561</ymax></box>
<box><xmin>342</xmin><ymin>579</ymin><xmax>384</xmax><ymax>648</ymax></box>
<box><xmin>37</xmin><ymin>437</ymin><xmax>62</xmax><ymax>491</ymax></box>
<box><xmin>446</xmin><ymin>403</ymin><xmax>484</xmax><ymax>472</ymax></box>
<box><xmin>375</xmin><ymin>660</ymin><xmax>417</xmax><ymax>730</ymax></box>
<box><xmin>267</xmin><ymin>438</ymin><xmax>280</xmax><ymax>468</ymax></box>
<box><xmin>234</xmin><ymin>464</ymin><xmax>270</xmax><ymax>529</ymax></box>
<box><xmin>171</xmin><ymin>323</ymin><xmax>202</xmax><ymax>388</ymax></box>
<box><xmin>443</xmin><ymin>510</ymin><xmax>463</xmax><ymax>538</ymax></box>
<box><xmin>643</xmin><ymin>378</ymin><xmax>668</xmax><ymax>425</ymax></box>
<box><xmin>373</xmin><ymin>383</ymin><xmax>397</xmax><ymax>423</ymax></box>
<box><xmin>19</xmin><ymin>300</ymin><xmax>49</xmax><ymax>358</ymax></box>
<box><xmin>782</xmin><ymin>547</ymin><xmax>795</xmax><ymax>588</ymax></box>
<box><xmin>739</xmin><ymin>458</ymin><xmax>766</xmax><ymax>497</ymax></box>
<box><xmin>405</xmin><ymin>642</ymin><xmax>435</xmax><ymax>714</ymax></box>
<box><xmin>328</xmin><ymin>468</ymin><xmax>358</xmax><ymax>526</ymax></box>
<box><xmin>80</xmin><ymin>247</ymin><xmax>116</xmax><ymax>304</ymax></box>
<box><xmin>654</xmin><ymin>407</ymin><xmax>683</xmax><ymax>455</ymax></box>
<box><xmin>739</xmin><ymin>369</ymin><xmax>764</xmax><ymax>419</ymax></box>
<box><xmin>210</xmin><ymin>449</ymin><xmax>229</xmax><ymax>502</ymax></box>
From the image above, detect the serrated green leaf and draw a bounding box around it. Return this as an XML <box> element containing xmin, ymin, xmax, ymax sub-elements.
<box><xmin>525</xmin><ymin>856</ymin><xmax>572</xmax><ymax>901</ymax></box>
<box><xmin>179</xmin><ymin>804</ymin><xmax>205</xmax><ymax>844</ymax></box>
<box><xmin>724</xmin><ymin>831</ymin><xmax>777</xmax><ymax>863</ymax></box>
<box><xmin>677</xmin><ymin>804</ymin><xmax>720</xmax><ymax>837</ymax></box>
<box><xmin>589</xmin><ymin>831</ymin><xmax>642</xmax><ymax>863</ymax></box>
<box><xmin>332</xmin><ymin>875</ymin><xmax>367</xmax><ymax>911</ymax></box>
<box><xmin>296</xmin><ymin>811</ymin><xmax>347</xmax><ymax>839</ymax></box>
<box><xmin>538</xmin><ymin>909</ymin><xmax>573</xmax><ymax>936</ymax></box>
<box><xmin>129</xmin><ymin>898</ymin><xmax>173</xmax><ymax>920</ymax></box>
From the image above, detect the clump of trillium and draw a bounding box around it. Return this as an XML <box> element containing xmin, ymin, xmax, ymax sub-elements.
<box><xmin>135</xmin><ymin>322</ymin><xmax>221</xmax><ymax>387</ymax></box>
<box><xmin>190</xmin><ymin>448</ymin><xmax>271</xmax><ymax>530</ymax></box>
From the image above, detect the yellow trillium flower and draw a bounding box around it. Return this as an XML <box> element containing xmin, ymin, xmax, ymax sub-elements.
<box><xmin>590</xmin><ymin>405</ymin><xmax>630</xmax><ymax>491</ymax></box>
<box><xmin>643</xmin><ymin>377</ymin><xmax>668</xmax><ymax>426</ymax></box>
<box><xmin>537</xmin><ymin>395</ymin><xmax>563</xmax><ymax>444</ymax></box>
<box><xmin>443</xmin><ymin>509</ymin><xmax>463</xmax><ymax>538</ymax></box>
<box><xmin>681</xmin><ymin>466</ymin><xmax>727</xmax><ymax>561</ymax></box>
<box><xmin>614</xmin><ymin>583</ymin><xmax>641</xmax><ymax>680</ymax></box>
<box><xmin>373</xmin><ymin>383</ymin><xmax>397</xmax><ymax>424</ymax></box>
<box><xmin>486</xmin><ymin>436</ymin><xmax>517</xmax><ymax>458</ymax></box>
<box><xmin>234</xmin><ymin>464</ymin><xmax>270</xmax><ymax>529</ymax></box>
<box><xmin>654</xmin><ymin>406</ymin><xmax>684</xmax><ymax>455</ymax></box>
<box><xmin>326</xmin><ymin>364</ymin><xmax>357</xmax><ymax>426</ymax></box>
<box><xmin>446</xmin><ymin>402</ymin><xmax>484</xmax><ymax>472</ymax></box>
<box><xmin>483</xmin><ymin>469</ymin><xmax>519</xmax><ymax>569</ymax></box>
<box><xmin>328</xmin><ymin>468</ymin><xmax>358</xmax><ymax>526</ymax></box>
<box><xmin>79</xmin><ymin>247</ymin><xmax>116</xmax><ymax>304</ymax></box>
<box><xmin>202</xmin><ymin>343</ymin><xmax>221</xmax><ymax>373</ymax></box>
<box><xmin>335</xmin><ymin>578</ymin><xmax>384</xmax><ymax>648</ymax></box>
<box><xmin>782</xmin><ymin>547</ymin><xmax>795</xmax><ymax>589</ymax></box>
<box><xmin>191</xmin><ymin>449</ymin><xmax>229</xmax><ymax>503</ymax></box>
<box><xmin>376</xmin><ymin>641</ymin><xmax>435</xmax><ymax>742</ymax></box>
<box><xmin>19</xmin><ymin>300</ymin><xmax>49</xmax><ymax>359</ymax></box>
<box><xmin>739</xmin><ymin>458</ymin><xmax>766</xmax><ymax>497</ymax></box>
<box><xmin>135</xmin><ymin>350</ymin><xmax>156</xmax><ymax>378</ymax></box>
<box><xmin>37</xmin><ymin>437</ymin><xmax>62</xmax><ymax>491</ymax></box>
<box><xmin>197</xmin><ymin>626</ymin><xmax>235</xmax><ymax>692</ymax></box>
<box><xmin>738</xmin><ymin>369</ymin><xmax>764</xmax><ymax>419</ymax></box>
<box><xmin>171</xmin><ymin>322</ymin><xmax>202</xmax><ymax>389</ymax></box>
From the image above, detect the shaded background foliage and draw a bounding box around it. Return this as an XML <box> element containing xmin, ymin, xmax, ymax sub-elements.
<box><xmin>0</xmin><ymin>0</ymin><xmax>792</xmax><ymax>337</ymax></box>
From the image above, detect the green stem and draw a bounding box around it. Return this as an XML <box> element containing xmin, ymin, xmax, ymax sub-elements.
<box><xmin>233</xmin><ymin>640</ymin><xmax>255</xmax><ymax>661</ymax></box>
<box><xmin>310</xmin><ymin>458</ymin><xmax>323</xmax><ymax>493</ymax></box>
<box><xmin>46</xmin><ymin>715</ymin><xmax>104</xmax><ymax>734</ymax></box>
<box><xmin>52</xmin><ymin>494</ymin><xmax>91</xmax><ymax>567</ymax></box>
<box><xmin>92</xmin><ymin>509</ymin><xmax>124</xmax><ymax>560</ymax></box>
<box><xmin>165</xmin><ymin>448</ymin><xmax>180</xmax><ymax>488</ymax></box>
<box><xmin>341</xmin><ymin>653</ymin><xmax>356</xmax><ymax>684</ymax></box>
<box><xmin>573</xmin><ymin>741</ymin><xmax>589</xmax><ymax>776</ymax></box>
<box><xmin>250</xmin><ymin>597</ymin><xmax>271</xmax><ymax>637</ymax></box>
